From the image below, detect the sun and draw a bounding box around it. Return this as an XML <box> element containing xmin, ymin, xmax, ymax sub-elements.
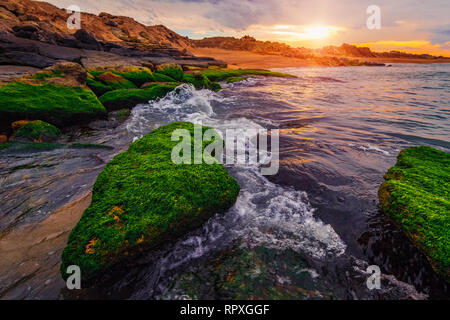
<box><xmin>303</xmin><ymin>26</ymin><xmax>333</xmax><ymax>39</ymax></box>
<box><xmin>272</xmin><ymin>24</ymin><xmax>343</xmax><ymax>41</ymax></box>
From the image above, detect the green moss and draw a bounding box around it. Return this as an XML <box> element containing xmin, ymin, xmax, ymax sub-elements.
<box><xmin>153</xmin><ymin>72</ymin><xmax>177</xmax><ymax>82</ymax></box>
<box><xmin>182</xmin><ymin>73</ymin><xmax>221</xmax><ymax>91</ymax></box>
<box><xmin>168</xmin><ymin>246</ymin><xmax>334</xmax><ymax>300</ymax></box>
<box><xmin>156</xmin><ymin>64</ymin><xmax>184</xmax><ymax>81</ymax></box>
<box><xmin>202</xmin><ymin>69</ymin><xmax>296</xmax><ymax>82</ymax></box>
<box><xmin>87</xmin><ymin>67</ymin><xmax>156</xmax><ymax>89</ymax></box>
<box><xmin>12</xmin><ymin>120</ymin><xmax>60</xmax><ymax>142</ymax></box>
<box><xmin>61</xmin><ymin>122</ymin><xmax>240</xmax><ymax>283</ymax></box>
<box><xmin>378</xmin><ymin>146</ymin><xmax>450</xmax><ymax>281</ymax></box>
<box><xmin>0</xmin><ymin>81</ymin><xmax>106</xmax><ymax>127</ymax></box>
<box><xmin>99</xmin><ymin>84</ymin><xmax>178</xmax><ymax>111</ymax></box>
<box><xmin>86</xmin><ymin>72</ymin><xmax>136</xmax><ymax>97</ymax></box>
<box><xmin>226</xmin><ymin>76</ymin><xmax>245</xmax><ymax>84</ymax></box>
<box><xmin>31</xmin><ymin>70</ymin><xmax>63</xmax><ymax>80</ymax></box>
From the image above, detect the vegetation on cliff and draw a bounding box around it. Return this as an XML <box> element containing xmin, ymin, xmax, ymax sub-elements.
<box><xmin>378</xmin><ymin>146</ymin><xmax>449</xmax><ymax>281</ymax></box>
<box><xmin>61</xmin><ymin>122</ymin><xmax>240</xmax><ymax>282</ymax></box>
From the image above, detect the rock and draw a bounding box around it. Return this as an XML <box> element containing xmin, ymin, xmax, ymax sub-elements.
<box><xmin>11</xmin><ymin>119</ymin><xmax>31</xmax><ymax>131</ymax></box>
<box><xmin>42</xmin><ymin>62</ymin><xmax>87</xmax><ymax>85</ymax></box>
<box><xmin>141</xmin><ymin>61</ymin><xmax>155</xmax><ymax>71</ymax></box>
<box><xmin>61</xmin><ymin>122</ymin><xmax>240</xmax><ymax>283</ymax></box>
<box><xmin>11</xmin><ymin>120</ymin><xmax>60</xmax><ymax>142</ymax></box>
<box><xmin>99</xmin><ymin>84</ymin><xmax>178</xmax><ymax>110</ymax></box>
<box><xmin>3</xmin><ymin>51</ymin><xmax>55</xmax><ymax>68</ymax></box>
<box><xmin>86</xmin><ymin>71</ymin><xmax>136</xmax><ymax>96</ymax></box>
<box><xmin>378</xmin><ymin>146</ymin><xmax>450</xmax><ymax>282</ymax></box>
<box><xmin>0</xmin><ymin>65</ymin><xmax>40</xmax><ymax>82</ymax></box>
<box><xmin>73</xmin><ymin>29</ymin><xmax>102</xmax><ymax>50</ymax></box>
<box><xmin>0</xmin><ymin>80</ymin><xmax>106</xmax><ymax>128</ymax></box>
<box><xmin>0</xmin><ymin>134</ymin><xmax>8</xmax><ymax>144</ymax></box>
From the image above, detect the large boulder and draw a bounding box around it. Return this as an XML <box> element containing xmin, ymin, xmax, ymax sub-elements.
<box><xmin>378</xmin><ymin>146</ymin><xmax>450</xmax><ymax>282</ymax></box>
<box><xmin>61</xmin><ymin>122</ymin><xmax>240</xmax><ymax>283</ymax></box>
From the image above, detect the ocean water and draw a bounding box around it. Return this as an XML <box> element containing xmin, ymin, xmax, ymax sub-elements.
<box><xmin>0</xmin><ymin>63</ymin><xmax>448</xmax><ymax>299</ymax></box>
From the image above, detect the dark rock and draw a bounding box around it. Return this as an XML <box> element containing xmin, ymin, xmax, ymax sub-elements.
<box><xmin>73</xmin><ymin>29</ymin><xmax>102</xmax><ymax>50</ymax></box>
<box><xmin>3</xmin><ymin>51</ymin><xmax>55</xmax><ymax>68</ymax></box>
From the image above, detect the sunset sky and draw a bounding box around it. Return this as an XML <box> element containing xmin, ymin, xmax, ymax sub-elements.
<box><xmin>48</xmin><ymin>0</ymin><xmax>450</xmax><ymax>56</ymax></box>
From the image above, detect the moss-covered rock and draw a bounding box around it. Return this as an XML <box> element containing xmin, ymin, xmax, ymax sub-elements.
<box><xmin>156</xmin><ymin>63</ymin><xmax>184</xmax><ymax>81</ymax></box>
<box><xmin>0</xmin><ymin>81</ymin><xmax>106</xmax><ymax>128</ymax></box>
<box><xmin>202</xmin><ymin>69</ymin><xmax>296</xmax><ymax>82</ymax></box>
<box><xmin>86</xmin><ymin>72</ymin><xmax>137</xmax><ymax>96</ymax></box>
<box><xmin>87</xmin><ymin>66</ymin><xmax>156</xmax><ymax>89</ymax></box>
<box><xmin>378</xmin><ymin>146</ymin><xmax>450</xmax><ymax>281</ymax></box>
<box><xmin>99</xmin><ymin>84</ymin><xmax>179</xmax><ymax>111</ymax></box>
<box><xmin>167</xmin><ymin>246</ymin><xmax>334</xmax><ymax>300</ymax></box>
<box><xmin>12</xmin><ymin>120</ymin><xmax>60</xmax><ymax>142</ymax></box>
<box><xmin>61</xmin><ymin>122</ymin><xmax>240</xmax><ymax>283</ymax></box>
<box><xmin>153</xmin><ymin>72</ymin><xmax>177</xmax><ymax>82</ymax></box>
<box><xmin>182</xmin><ymin>73</ymin><xmax>221</xmax><ymax>91</ymax></box>
<box><xmin>110</xmin><ymin>66</ymin><xmax>156</xmax><ymax>87</ymax></box>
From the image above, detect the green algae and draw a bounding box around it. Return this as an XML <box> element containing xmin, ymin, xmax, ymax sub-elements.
<box><xmin>86</xmin><ymin>72</ymin><xmax>137</xmax><ymax>96</ymax></box>
<box><xmin>153</xmin><ymin>72</ymin><xmax>177</xmax><ymax>83</ymax></box>
<box><xmin>168</xmin><ymin>246</ymin><xmax>334</xmax><ymax>300</ymax></box>
<box><xmin>12</xmin><ymin>120</ymin><xmax>60</xmax><ymax>142</ymax></box>
<box><xmin>99</xmin><ymin>84</ymin><xmax>179</xmax><ymax>111</ymax></box>
<box><xmin>378</xmin><ymin>146</ymin><xmax>450</xmax><ymax>281</ymax></box>
<box><xmin>61</xmin><ymin>122</ymin><xmax>240</xmax><ymax>283</ymax></box>
<box><xmin>0</xmin><ymin>81</ymin><xmax>106</xmax><ymax>127</ymax></box>
<box><xmin>202</xmin><ymin>69</ymin><xmax>296</xmax><ymax>82</ymax></box>
<box><xmin>182</xmin><ymin>73</ymin><xmax>221</xmax><ymax>91</ymax></box>
<box><xmin>156</xmin><ymin>64</ymin><xmax>184</xmax><ymax>81</ymax></box>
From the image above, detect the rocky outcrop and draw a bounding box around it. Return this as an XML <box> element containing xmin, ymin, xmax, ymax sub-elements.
<box><xmin>61</xmin><ymin>122</ymin><xmax>241</xmax><ymax>283</ymax></box>
<box><xmin>0</xmin><ymin>0</ymin><xmax>226</xmax><ymax>72</ymax></box>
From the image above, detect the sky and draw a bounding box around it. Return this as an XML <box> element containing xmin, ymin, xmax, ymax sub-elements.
<box><xmin>47</xmin><ymin>0</ymin><xmax>450</xmax><ymax>55</ymax></box>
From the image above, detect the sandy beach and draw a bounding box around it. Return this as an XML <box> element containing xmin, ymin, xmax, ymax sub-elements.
<box><xmin>191</xmin><ymin>48</ymin><xmax>450</xmax><ymax>69</ymax></box>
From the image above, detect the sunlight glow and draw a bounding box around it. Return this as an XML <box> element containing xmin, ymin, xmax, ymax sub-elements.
<box><xmin>272</xmin><ymin>25</ymin><xmax>343</xmax><ymax>40</ymax></box>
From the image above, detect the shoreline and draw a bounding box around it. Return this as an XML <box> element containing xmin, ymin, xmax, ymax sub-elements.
<box><xmin>191</xmin><ymin>48</ymin><xmax>450</xmax><ymax>70</ymax></box>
